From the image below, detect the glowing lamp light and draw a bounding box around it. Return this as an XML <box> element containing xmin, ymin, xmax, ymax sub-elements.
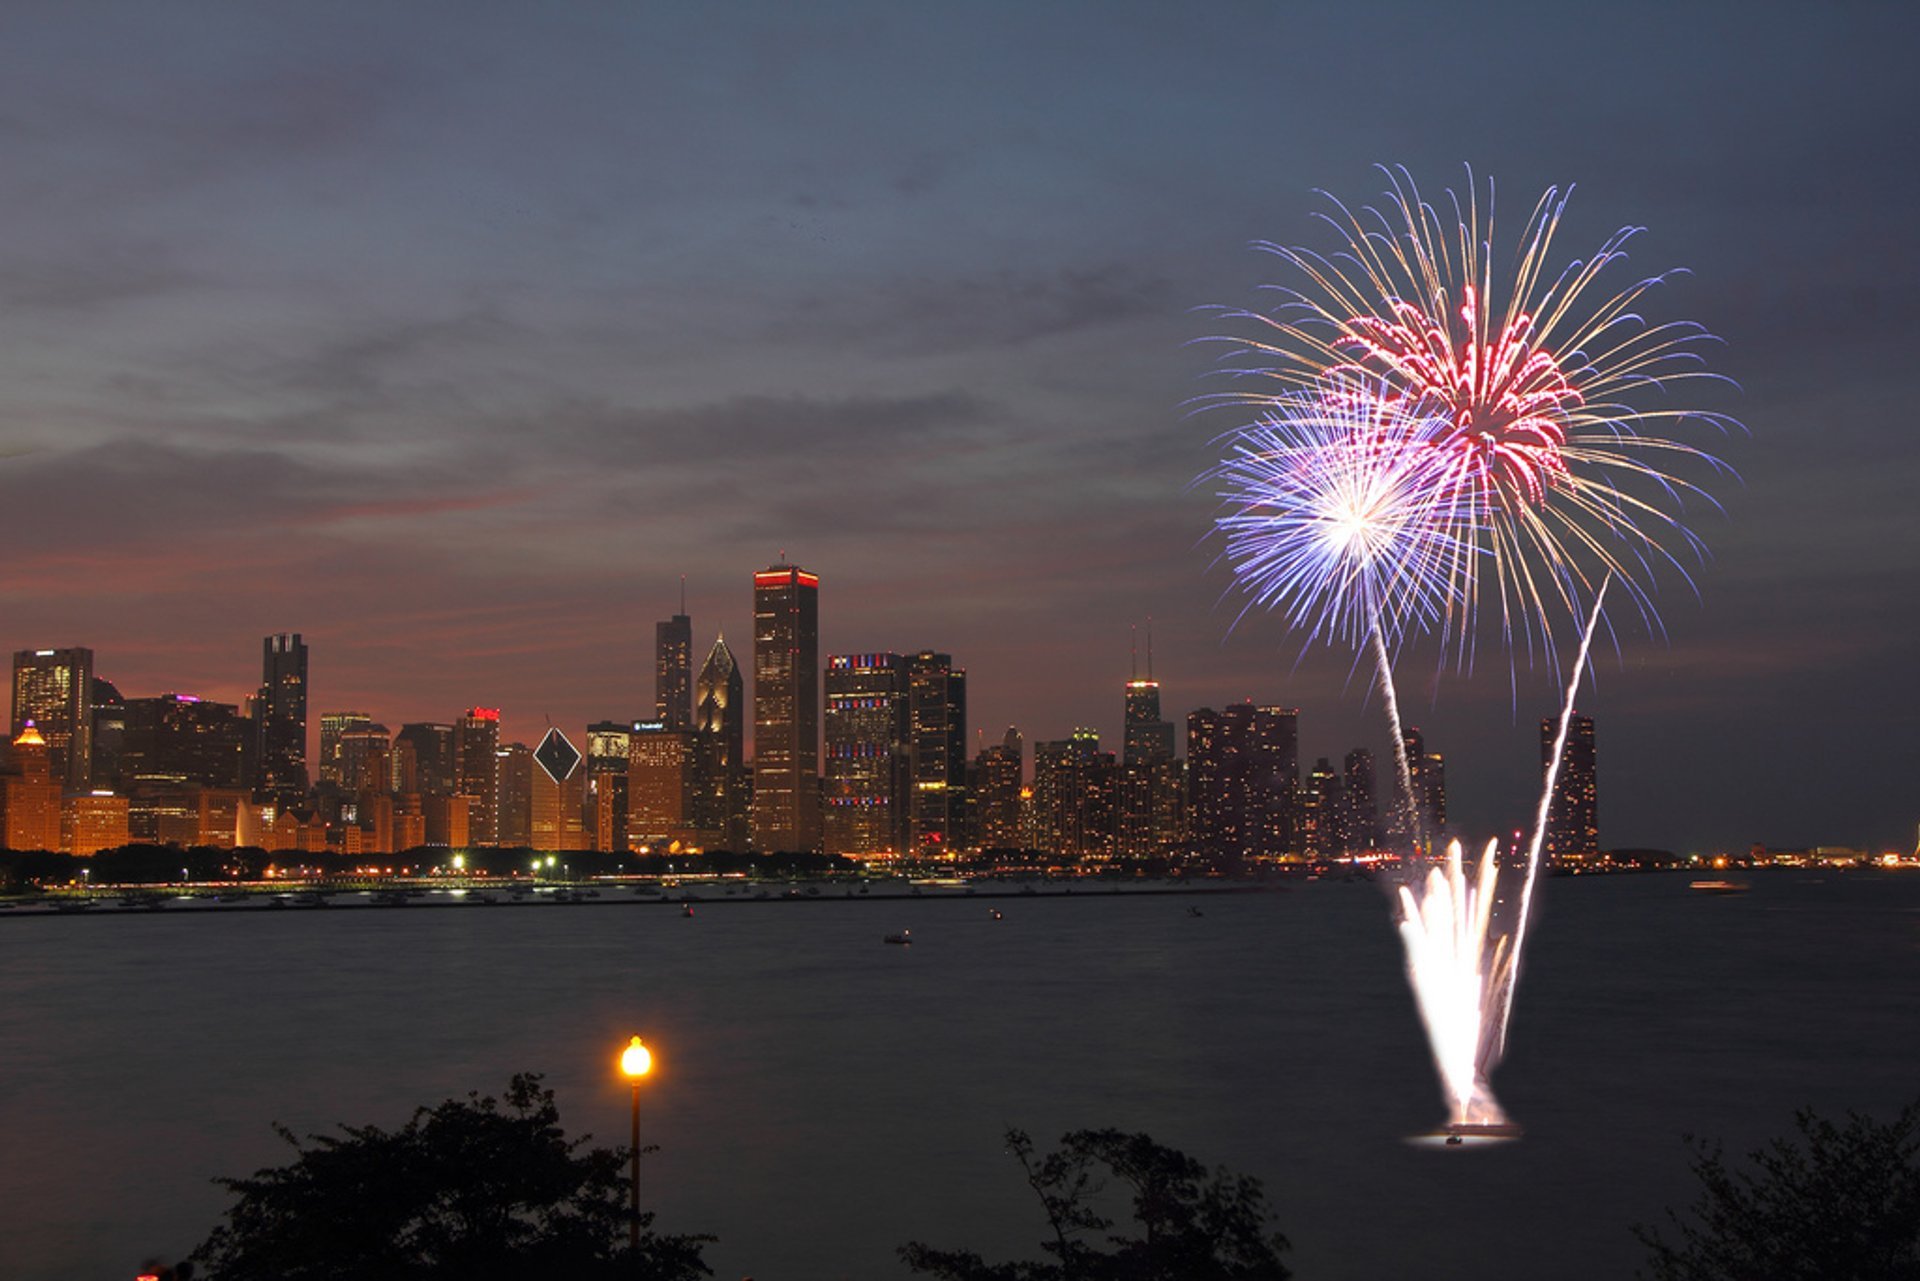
<box><xmin>620</xmin><ymin>1035</ymin><xmax>653</xmax><ymax>1080</ymax></box>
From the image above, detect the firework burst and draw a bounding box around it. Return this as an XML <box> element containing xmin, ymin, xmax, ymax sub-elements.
<box><xmin>1209</xmin><ymin>381</ymin><xmax>1473</xmax><ymax>656</ymax></box>
<box><xmin>1203</xmin><ymin>165</ymin><xmax>1735</xmax><ymax>665</ymax></box>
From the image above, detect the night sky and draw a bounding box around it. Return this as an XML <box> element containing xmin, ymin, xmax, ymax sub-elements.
<box><xmin>1</xmin><ymin>4</ymin><xmax>1913</xmax><ymax>854</ymax></box>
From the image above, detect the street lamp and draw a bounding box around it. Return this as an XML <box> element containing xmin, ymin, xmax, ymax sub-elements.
<box><xmin>619</xmin><ymin>1035</ymin><xmax>654</xmax><ymax>1252</ymax></box>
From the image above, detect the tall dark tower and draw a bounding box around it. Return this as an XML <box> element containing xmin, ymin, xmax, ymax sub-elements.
<box><xmin>257</xmin><ymin>633</ymin><xmax>309</xmax><ymax>806</ymax></box>
<box><xmin>751</xmin><ymin>563</ymin><xmax>820</xmax><ymax>852</ymax></box>
<box><xmin>697</xmin><ymin>633</ymin><xmax>746</xmax><ymax>848</ymax></box>
<box><xmin>655</xmin><ymin>580</ymin><xmax>693</xmax><ymax>730</ymax></box>
<box><xmin>906</xmin><ymin>650</ymin><xmax>967</xmax><ymax>853</ymax></box>
<box><xmin>11</xmin><ymin>647</ymin><xmax>94</xmax><ymax>792</ymax></box>
<box><xmin>1542</xmin><ymin>714</ymin><xmax>1597</xmax><ymax>859</ymax></box>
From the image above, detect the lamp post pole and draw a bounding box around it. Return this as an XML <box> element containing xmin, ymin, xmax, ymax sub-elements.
<box><xmin>619</xmin><ymin>1035</ymin><xmax>653</xmax><ymax>1255</ymax></box>
<box><xmin>629</xmin><ymin>1078</ymin><xmax>640</xmax><ymax>1251</ymax></box>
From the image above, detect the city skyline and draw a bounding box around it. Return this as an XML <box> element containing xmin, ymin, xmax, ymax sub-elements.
<box><xmin>0</xmin><ymin>6</ymin><xmax>1914</xmax><ymax>853</ymax></box>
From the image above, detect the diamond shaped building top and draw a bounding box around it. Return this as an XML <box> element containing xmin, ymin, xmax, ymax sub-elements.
<box><xmin>534</xmin><ymin>727</ymin><xmax>582</xmax><ymax>784</ymax></box>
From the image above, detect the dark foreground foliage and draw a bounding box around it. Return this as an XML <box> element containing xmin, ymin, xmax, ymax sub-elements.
<box><xmin>900</xmin><ymin>1127</ymin><xmax>1291</xmax><ymax>1280</ymax></box>
<box><xmin>188</xmin><ymin>1073</ymin><xmax>712</xmax><ymax>1281</ymax></box>
<box><xmin>1635</xmin><ymin>1098</ymin><xmax>1920</xmax><ymax>1281</ymax></box>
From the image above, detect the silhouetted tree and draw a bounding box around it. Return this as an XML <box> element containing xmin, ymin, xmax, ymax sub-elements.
<box><xmin>900</xmin><ymin>1127</ymin><xmax>1290</xmax><ymax>1280</ymax></box>
<box><xmin>189</xmin><ymin>1073</ymin><xmax>711</xmax><ymax>1280</ymax></box>
<box><xmin>1635</xmin><ymin>1099</ymin><xmax>1920</xmax><ymax>1281</ymax></box>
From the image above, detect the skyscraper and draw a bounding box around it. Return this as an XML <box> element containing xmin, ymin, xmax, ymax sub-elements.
<box><xmin>395</xmin><ymin>723</ymin><xmax>457</xmax><ymax>796</ymax></box>
<box><xmin>1186</xmin><ymin>703</ymin><xmax>1299</xmax><ymax>862</ymax></box>
<box><xmin>696</xmin><ymin>633</ymin><xmax>747</xmax><ymax>849</ymax></box>
<box><xmin>1394</xmin><ymin>727</ymin><xmax>1447</xmax><ymax>850</ymax></box>
<box><xmin>974</xmin><ymin>726</ymin><xmax>1024</xmax><ymax>851</ymax></box>
<box><xmin>455</xmin><ymin>708</ymin><xmax>501</xmax><ymax>846</ymax></box>
<box><xmin>1030</xmin><ymin>730</ymin><xmax>1117</xmax><ymax>860</ymax></box>
<box><xmin>824</xmin><ymin>653</ymin><xmax>909</xmax><ymax>857</ymax></box>
<box><xmin>496</xmin><ymin>742</ymin><xmax>533</xmax><ymax>848</ymax></box>
<box><xmin>751</xmin><ymin>563</ymin><xmax>820</xmax><ymax>852</ymax></box>
<box><xmin>1119</xmin><ymin>668</ymin><xmax>1177</xmax><ymax>861</ymax></box>
<box><xmin>1543</xmin><ymin>714</ymin><xmax>1598</xmax><ymax>859</ymax></box>
<box><xmin>531</xmin><ymin>728</ymin><xmax>585</xmax><ymax>852</ymax></box>
<box><xmin>655</xmin><ymin>604</ymin><xmax>693</xmax><ymax>731</ymax></box>
<box><xmin>257</xmin><ymin>633</ymin><xmax>309</xmax><ymax>806</ymax></box>
<box><xmin>318</xmin><ymin>711</ymin><xmax>373</xmax><ymax>786</ymax></box>
<box><xmin>11</xmin><ymin>647</ymin><xmax>94</xmax><ymax>793</ymax></box>
<box><xmin>906</xmin><ymin>650</ymin><xmax>966</xmax><ymax>854</ymax></box>
<box><xmin>1342</xmin><ymin>747</ymin><xmax>1379</xmax><ymax>853</ymax></box>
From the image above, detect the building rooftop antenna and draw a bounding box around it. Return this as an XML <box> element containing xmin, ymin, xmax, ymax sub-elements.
<box><xmin>680</xmin><ymin>574</ymin><xmax>687</xmax><ymax>616</ymax></box>
<box><xmin>1130</xmin><ymin>624</ymin><xmax>1138</xmax><ymax>680</ymax></box>
<box><xmin>1147</xmin><ymin>615</ymin><xmax>1155</xmax><ymax>681</ymax></box>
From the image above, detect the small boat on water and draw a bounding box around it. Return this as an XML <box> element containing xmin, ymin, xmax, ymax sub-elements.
<box><xmin>682</xmin><ymin>902</ymin><xmax>695</xmax><ymax>918</ymax></box>
<box><xmin>989</xmin><ymin>909</ymin><xmax>1003</xmax><ymax>920</ymax></box>
<box><xmin>884</xmin><ymin>930</ymin><xmax>911</xmax><ymax>945</ymax></box>
<box><xmin>1689</xmin><ymin>879</ymin><xmax>1750</xmax><ymax>895</ymax></box>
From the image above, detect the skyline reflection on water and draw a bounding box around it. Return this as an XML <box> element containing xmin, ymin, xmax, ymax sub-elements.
<box><xmin>1</xmin><ymin>871</ymin><xmax>1916</xmax><ymax>1280</ymax></box>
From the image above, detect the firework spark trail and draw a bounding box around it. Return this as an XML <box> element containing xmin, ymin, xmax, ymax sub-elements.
<box><xmin>1368</xmin><ymin>610</ymin><xmax>1422</xmax><ymax>853</ymax></box>
<box><xmin>1494</xmin><ymin>575</ymin><xmax>1611</xmax><ymax>1059</ymax></box>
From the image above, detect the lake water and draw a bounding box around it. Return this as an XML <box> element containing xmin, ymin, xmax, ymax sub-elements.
<box><xmin>2</xmin><ymin>872</ymin><xmax>1916</xmax><ymax>1280</ymax></box>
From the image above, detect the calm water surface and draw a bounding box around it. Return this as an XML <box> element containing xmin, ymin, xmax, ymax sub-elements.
<box><xmin>2</xmin><ymin>872</ymin><xmax>1917</xmax><ymax>1280</ymax></box>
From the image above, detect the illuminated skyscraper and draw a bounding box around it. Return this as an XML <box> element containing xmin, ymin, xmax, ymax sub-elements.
<box><xmin>697</xmin><ymin>633</ymin><xmax>747</xmax><ymax>849</ymax></box>
<box><xmin>1187</xmin><ymin>703</ymin><xmax>1299</xmax><ymax>862</ymax></box>
<box><xmin>751</xmin><ymin>563</ymin><xmax>820</xmax><ymax>852</ymax></box>
<box><xmin>656</xmin><ymin>602</ymin><xmax>693</xmax><ymax>731</ymax></box>
<box><xmin>318</xmin><ymin>712</ymin><xmax>373</xmax><ymax>786</ymax></box>
<box><xmin>497</xmin><ymin>743</ymin><xmax>533</xmax><ymax>847</ymax></box>
<box><xmin>11</xmin><ymin>647</ymin><xmax>94</xmax><ymax>792</ymax></box>
<box><xmin>1342</xmin><ymin>748</ymin><xmax>1379</xmax><ymax>852</ymax></box>
<box><xmin>1119</xmin><ymin>663</ymin><xmax>1177</xmax><ymax>860</ymax></box>
<box><xmin>824</xmin><ymin>653</ymin><xmax>908</xmax><ymax>856</ymax></box>
<box><xmin>455</xmin><ymin>709</ymin><xmax>501</xmax><ymax>845</ymax></box>
<box><xmin>1543</xmin><ymin>714</ymin><xmax>1598</xmax><ymax>859</ymax></box>
<box><xmin>257</xmin><ymin>633</ymin><xmax>309</xmax><ymax>805</ymax></box>
<box><xmin>1031</xmin><ymin>730</ymin><xmax>1117</xmax><ymax>860</ymax></box>
<box><xmin>1393</xmin><ymin>727</ymin><xmax>1447</xmax><ymax>849</ymax></box>
<box><xmin>974</xmin><ymin>727</ymin><xmax>1024</xmax><ymax>851</ymax></box>
<box><xmin>906</xmin><ymin>651</ymin><xmax>966</xmax><ymax>854</ymax></box>
<box><xmin>531</xmin><ymin>728</ymin><xmax>585</xmax><ymax>852</ymax></box>
<box><xmin>1</xmin><ymin>723</ymin><xmax>62</xmax><ymax>851</ymax></box>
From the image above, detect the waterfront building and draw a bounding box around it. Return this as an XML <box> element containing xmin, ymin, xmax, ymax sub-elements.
<box><xmin>1187</xmin><ymin>703</ymin><xmax>1301</xmax><ymax>862</ymax></box>
<box><xmin>1031</xmin><ymin>730</ymin><xmax>1117</xmax><ymax>861</ymax></box>
<box><xmin>256</xmin><ymin>633</ymin><xmax>309</xmax><ymax>805</ymax></box>
<box><xmin>496</xmin><ymin>743</ymin><xmax>533</xmax><ymax>847</ymax></box>
<box><xmin>1342</xmin><ymin>748</ymin><xmax>1380</xmax><ymax>853</ymax></box>
<box><xmin>906</xmin><ymin>651</ymin><xmax>967</xmax><ymax>854</ymax></box>
<box><xmin>751</xmin><ymin>563</ymin><xmax>820</xmax><ymax>852</ymax></box>
<box><xmin>11</xmin><ymin>647</ymin><xmax>94</xmax><ymax>792</ymax></box>
<box><xmin>824</xmin><ymin>652</ymin><xmax>909</xmax><ymax>857</ymax></box>
<box><xmin>454</xmin><ymin>709</ymin><xmax>501</xmax><ymax>845</ymax></box>
<box><xmin>973</xmin><ymin>726</ymin><xmax>1023</xmax><ymax>850</ymax></box>
<box><xmin>62</xmin><ymin>791</ymin><xmax>130</xmax><ymax>856</ymax></box>
<box><xmin>1</xmin><ymin>723</ymin><xmax>63</xmax><ymax>850</ymax></box>
<box><xmin>1118</xmin><ymin>668</ymin><xmax>1177</xmax><ymax>860</ymax></box>
<box><xmin>531</xmin><ymin>728</ymin><xmax>586</xmax><ymax>852</ymax></box>
<box><xmin>696</xmin><ymin>634</ymin><xmax>747</xmax><ymax>848</ymax></box>
<box><xmin>1543</xmin><ymin>714</ymin><xmax>1598</xmax><ymax>859</ymax></box>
